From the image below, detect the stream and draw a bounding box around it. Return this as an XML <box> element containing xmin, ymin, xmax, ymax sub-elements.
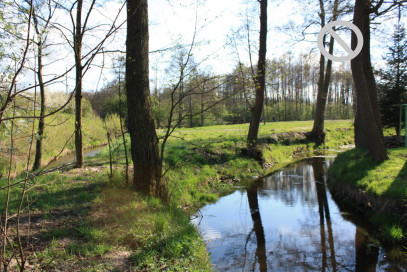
<box><xmin>47</xmin><ymin>145</ymin><xmax>105</xmax><ymax>168</ymax></box>
<box><xmin>192</xmin><ymin>156</ymin><xmax>407</xmax><ymax>271</ymax></box>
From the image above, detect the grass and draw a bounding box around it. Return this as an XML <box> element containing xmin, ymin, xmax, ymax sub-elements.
<box><xmin>1</xmin><ymin>120</ymin><xmax>356</xmax><ymax>271</ymax></box>
<box><xmin>1</xmin><ymin>168</ymin><xmax>211</xmax><ymax>271</ymax></box>
<box><xmin>329</xmin><ymin>148</ymin><xmax>407</xmax><ymax>200</ymax></box>
<box><xmin>328</xmin><ymin>147</ymin><xmax>407</xmax><ymax>244</ymax></box>
<box><xmin>91</xmin><ymin>184</ymin><xmax>210</xmax><ymax>271</ymax></box>
<box><xmin>157</xmin><ymin>120</ymin><xmax>354</xmax><ymax>206</ymax></box>
<box><xmin>0</xmin><ymin>111</ymin><xmax>120</xmax><ymax>175</ymax></box>
<box><xmin>97</xmin><ymin>120</ymin><xmax>354</xmax><ymax>208</ymax></box>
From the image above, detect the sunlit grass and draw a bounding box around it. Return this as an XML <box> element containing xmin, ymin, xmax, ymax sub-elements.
<box><xmin>97</xmin><ymin>120</ymin><xmax>355</xmax><ymax>209</ymax></box>
<box><xmin>329</xmin><ymin>148</ymin><xmax>407</xmax><ymax>200</ymax></box>
<box><xmin>90</xmin><ymin>183</ymin><xmax>211</xmax><ymax>271</ymax></box>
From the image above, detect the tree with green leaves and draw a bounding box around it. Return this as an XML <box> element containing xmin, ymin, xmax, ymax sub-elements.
<box><xmin>378</xmin><ymin>23</ymin><xmax>407</xmax><ymax>135</ymax></box>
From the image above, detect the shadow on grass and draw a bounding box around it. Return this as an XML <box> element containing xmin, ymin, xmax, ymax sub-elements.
<box><xmin>40</xmin><ymin>181</ymin><xmax>103</xmax><ymax>212</ymax></box>
<box><xmin>329</xmin><ymin>148</ymin><xmax>407</xmax><ymax>246</ymax></box>
<box><xmin>1</xmin><ymin>175</ymin><xmax>105</xmax><ymax>215</ymax></box>
<box><xmin>328</xmin><ymin>148</ymin><xmax>383</xmax><ymax>189</ymax></box>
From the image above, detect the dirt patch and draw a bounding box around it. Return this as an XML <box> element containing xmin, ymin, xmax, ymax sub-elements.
<box><xmin>103</xmin><ymin>250</ymin><xmax>132</xmax><ymax>271</ymax></box>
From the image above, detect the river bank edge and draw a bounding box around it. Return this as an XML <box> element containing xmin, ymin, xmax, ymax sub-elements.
<box><xmin>327</xmin><ymin>148</ymin><xmax>407</xmax><ymax>249</ymax></box>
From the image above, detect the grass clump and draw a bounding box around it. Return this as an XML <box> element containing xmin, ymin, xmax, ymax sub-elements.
<box><xmin>369</xmin><ymin>212</ymin><xmax>406</xmax><ymax>244</ymax></box>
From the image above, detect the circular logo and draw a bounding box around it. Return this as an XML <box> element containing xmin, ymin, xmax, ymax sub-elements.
<box><xmin>317</xmin><ymin>20</ymin><xmax>364</xmax><ymax>62</ymax></box>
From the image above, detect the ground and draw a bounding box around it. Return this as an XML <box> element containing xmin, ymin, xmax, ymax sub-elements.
<box><xmin>1</xmin><ymin>120</ymin><xmax>357</xmax><ymax>271</ymax></box>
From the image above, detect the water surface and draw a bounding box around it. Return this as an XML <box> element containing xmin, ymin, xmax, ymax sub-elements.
<box><xmin>47</xmin><ymin>145</ymin><xmax>105</xmax><ymax>168</ymax></box>
<box><xmin>192</xmin><ymin>157</ymin><xmax>406</xmax><ymax>271</ymax></box>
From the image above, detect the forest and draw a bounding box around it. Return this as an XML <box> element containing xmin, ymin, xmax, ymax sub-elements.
<box><xmin>0</xmin><ymin>0</ymin><xmax>406</xmax><ymax>271</ymax></box>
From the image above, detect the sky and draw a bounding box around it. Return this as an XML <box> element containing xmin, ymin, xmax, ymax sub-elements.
<box><xmin>29</xmin><ymin>0</ymin><xmax>314</xmax><ymax>93</ymax></box>
<box><xmin>15</xmin><ymin>0</ymin><xmax>406</xmax><ymax>94</ymax></box>
<box><xmin>147</xmin><ymin>0</ymin><xmax>310</xmax><ymax>83</ymax></box>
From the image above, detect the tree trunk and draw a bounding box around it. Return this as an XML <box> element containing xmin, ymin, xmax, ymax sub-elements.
<box><xmin>189</xmin><ymin>88</ymin><xmax>193</xmax><ymax>127</ymax></box>
<box><xmin>126</xmin><ymin>0</ymin><xmax>162</xmax><ymax>196</ymax></box>
<box><xmin>247</xmin><ymin>0</ymin><xmax>267</xmax><ymax>154</ymax></box>
<box><xmin>311</xmin><ymin>0</ymin><xmax>339</xmax><ymax>144</ymax></box>
<box><xmin>351</xmin><ymin>0</ymin><xmax>388</xmax><ymax>162</ymax></box>
<box><xmin>74</xmin><ymin>0</ymin><xmax>84</xmax><ymax>168</ymax></box>
<box><xmin>311</xmin><ymin>36</ymin><xmax>335</xmax><ymax>144</ymax></box>
<box><xmin>201</xmin><ymin>87</ymin><xmax>204</xmax><ymax>127</ymax></box>
<box><xmin>32</xmin><ymin>16</ymin><xmax>46</xmax><ymax>171</ymax></box>
<box><xmin>178</xmin><ymin>70</ymin><xmax>183</xmax><ymax>128</ymax></box>
<box><xmin>118</xmin><ymin>75</ymin><xmax>129</xmax><ymax>184</ymax></box>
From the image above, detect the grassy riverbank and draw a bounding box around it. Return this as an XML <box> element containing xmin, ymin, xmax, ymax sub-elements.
<box><xmin>0</xmin><ymin>112</ymin><xmax>120</xmax><ymax>175</ymax></box>
<box><xmin>1</xmin><ymin>120</ymin><xmax>355</xmax><ymax>270</ymax></box>
<box><xmin>98</xmin><ymin>120</ymin><xmax>354</xmax><ymax>207</ymax></box>
<box><xmin>328</xmin><ymin>147</ymin><xmax>407</xmax><ymax>245</ymax></box>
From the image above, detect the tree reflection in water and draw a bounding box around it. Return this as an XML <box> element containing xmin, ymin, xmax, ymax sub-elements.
<box><xmin>355</xmin><ymin>227</ymin><xmax>379</xmax><ymax>272</ymax></box>
<box><xmin>312</xmin><ymin>158</ymin><xmax>337</xmax><ymax>271</ymax></box>
<box><xmin>247</xmin><ymin>185</ymin><xmax>268</xmax><ymax>272</ymax></box>
<box><xmin>194</xmin><ymin>157</ymin><xmax>403</xmax><ymax>271</ymax></box>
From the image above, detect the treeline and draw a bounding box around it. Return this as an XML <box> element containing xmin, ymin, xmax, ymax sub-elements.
<box><xmin>87</xmin><ymin>54</ymin><xmax>355</xmax><ymax>128</ymax></box>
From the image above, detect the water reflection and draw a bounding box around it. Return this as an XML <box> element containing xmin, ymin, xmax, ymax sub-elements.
<box><xmin>47</xmin><ymin>145</ymin><xmax>104</xmax><ymax>168</ymax></box>
<box><xmin>247</xmin><ymin>185</ymin><xmax>267</xmax><ymax>271</ymax></box>
<box><xmin>312</xmin><ymin>159</ymin><xmax>337</xmax><ymax>271</ymax></box>
<box><xmin>193</xmin><ymin>157</ymin><xmax>406</xmax><ymax>271</ymax></box>
<box><xmin>355</xmin><ymin>228</ymin><xmax>379</xmax><ymax>272</ymax></box>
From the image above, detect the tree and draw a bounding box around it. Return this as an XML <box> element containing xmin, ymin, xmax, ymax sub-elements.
<box><xmin>247</xmin><ymin>0</ymin><xmax>267</xmax><ymax>157</ymax></box>
<box><xmin>378</xmin><ymin>22</ymin><xmax>407</xmax><ymax>135</ymax></box>
<box><xmin>70</xmin><ymin>0</ymin><xmax>99</xmax><ymax>168</ymax></box>
<box><xmin>126</xmin><ymin>0</ymin><xmax>161</xmax><ymax>196</ymax></box>
<box><xmin>310</xmin><ymin>0</ymin><xmax>341</xmax><ymax>143</ymax></box>
<box><xmin>53</xmin><ymin>0</ymin><xmax>125</xmax><ymax>168</ymax></box>
<box><xmin>351</xmin><ymin>0</ymin><xmax>389</xmax><ymax>162</ymax></box>
<box><xmin>32</xmin><ymin>0</ymin><xmax>56</xmax><ymax>171</ymax></box>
